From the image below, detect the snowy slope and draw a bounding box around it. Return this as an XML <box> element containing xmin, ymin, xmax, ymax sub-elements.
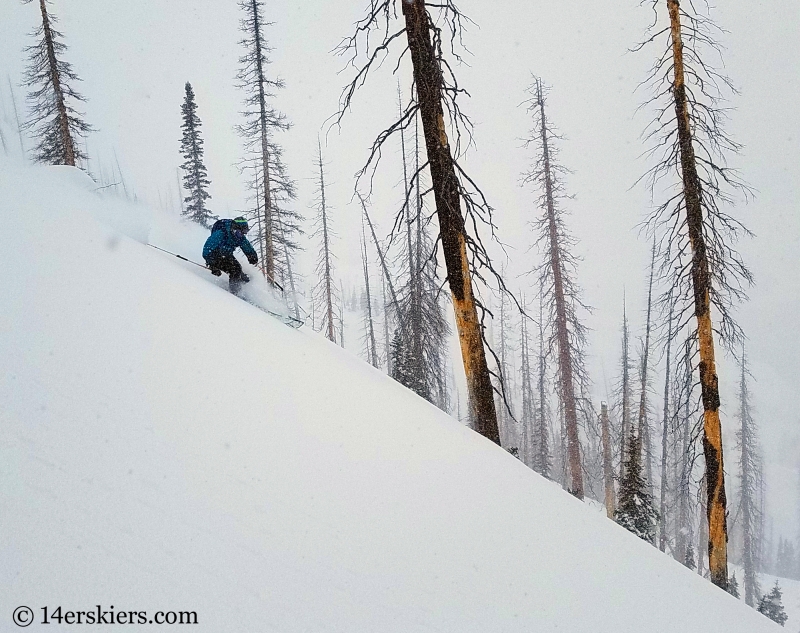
<box><xmin>0</xmin><ymin>161</ymin><xmax>780</xmax><ymax>632</ymax></box>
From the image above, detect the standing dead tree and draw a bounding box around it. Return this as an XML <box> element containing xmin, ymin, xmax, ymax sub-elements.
<box><xmin>519</xmin><ymin>296</ymin><xmax>536</xmax><ymax>469</ymax></box>
<box><xmin>635</xmin><ymin>0</ymin><xmax>753</xmax><ymax>589</ymax></box>
<box><xmin>312</xmin><ymin>144</ymin><xmax>339</xmax><ymax>344</ymax></box>
<box><xmin>636</xmin><ymin>242</ymin><xmax>657</xmax><ymax>492</ymax></box>
<box><xmin>236</xmin><ymin>0</ymin><xmax>299</xmax><ymax>286</ymax></box>
<box><xmin>360</xmin><ymin>223</ymin><xmax>380</xmax><ymax>368</ymax></box>
<box><xmin>336</xmin><ymin>0</ymin><xmax>509</xmax><ymax>444</ymax></box>
<box><xmin>22</xmin><ymin>0</ymin><xmax>92</xmax><ymax>167</ymax></box>
<box><xmin>601</xmin><ymin>402</ymin><xmax>616</xmax><ymax>518</ymax></box>
<box><xmin>736</xmin><ymin>347</ymin><xmax>762</xmax><ymax>606</ymax></box>
<box><xmin>659</xmin><ymin>305</ymin><xmax>674</xmax><ymax>551</ymax></box>
<box><xmin>523</xmin><ymin>77</ymin><xmax>589</xmax><ymax>499</ymax></box>
<box><xmin>614</xmin><ymin>296</ymin><xmax>634</xmax><ymax>484</ymax></box>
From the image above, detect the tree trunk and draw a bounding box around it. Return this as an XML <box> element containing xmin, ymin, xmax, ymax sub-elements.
<box><xmin>619</xmin><ymin>298</ymin><xmax>631</xmax><ymax>483</ymax></box>
<box><xmin>659</xmin><ymin>309</ymin><xmax>674</xmax><ymax>551</ymax></box>
<box><xmin>638</xmin><ymin>243</ymin><xmax>656</xmax><ymax>497</ymax></box>
<box><xmin>250</xmin><ymin>0</ymin><xmax>275</xmax><ymax>283</ymax></box>
<box><xmin>39</xmin><ymin>0</ymin><xmax>75</xmax><ymax>166</ymax></box>
<box><xmin>739</xmin><ymin>355</ymin><xmax>756</xmax><ymax>606</ymax></box>
<box><xmin>601</xmin><ymin>402</ymin><xmax>616</xmax><ymax>518</ymax></box>
<box><xmin>668</xmin><ymin>0</ymin><xmax>728</xmax><ymax>590</ymax></box>
<box><xmin>317</xmin><ymin>149</ymin><xmax>335</xmax><ymax>343</ymax></box>
<box><xmin>535</xmin><ymin>81</ymin><xmax>583</xmax><ymax>499</ymax></box>
<box><xmin>362</xmin><ymin>227</ymin><xmax>380</xmax><ymax>368</ymax></box>
<box><xmin>401</xmin><ymin>0</ymin><xmax>499</xmax><ymax>445</ymax></box>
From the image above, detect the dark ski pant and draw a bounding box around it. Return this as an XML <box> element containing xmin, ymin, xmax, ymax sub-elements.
<box><xmin>207</xmin><ymin>252</ymin><xmax>249</xmax><ymax>295</ymax></box>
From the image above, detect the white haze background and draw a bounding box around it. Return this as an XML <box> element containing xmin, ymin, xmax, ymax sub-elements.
<box><xmin>0</xmin><ymin>0</ymin><xmax>798</xmax><ymax>537</ymax></box>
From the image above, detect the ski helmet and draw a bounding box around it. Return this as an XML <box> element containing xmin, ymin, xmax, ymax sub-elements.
<box><xmin>232</xmin><ymin>217</ymin><xmax>250</xmax><ymax>233</ymax></box>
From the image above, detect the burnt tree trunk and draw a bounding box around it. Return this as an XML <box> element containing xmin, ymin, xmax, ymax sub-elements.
<box><xmin>668</xmin><ymin>0</ymin><xmax>728</xmax><ymax>590</ymax></box>
<box><xmin>401</xmin><ymin>0</ymin><xmax>499</xmax><ymax>444</ymax></box>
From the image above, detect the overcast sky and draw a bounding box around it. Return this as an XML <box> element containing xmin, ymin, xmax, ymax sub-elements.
<box><xmin>1</xmin><ymin>0</ymin><xmax>798</xmax><ymax>537</ymax></box>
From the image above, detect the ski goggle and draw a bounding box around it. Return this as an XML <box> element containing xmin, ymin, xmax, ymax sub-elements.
<box><xmin>232</xmin><ymin>222</ymin><xmax>249</xmax><ymax>234</ymax></box>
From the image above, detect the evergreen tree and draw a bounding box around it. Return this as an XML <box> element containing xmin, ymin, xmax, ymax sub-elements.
<box><xmin>22</xmin><ymin>0</ymin><xmax>92</xmax><ymax>167</ymax></box>
<box><xmin>728</xmin><ymin>572</ymin><xmax>740</xmax><ymax>599</ymax></box>
<box><xmin>685</xmin><ymin>540</ymin><xmax>696</xmax><ymax>571</ymax></box>
<box><xmin>615</xmin><ymin>428</ymin><xmax>659</xmax><ymax>542</ymax></box>
<box><xmin>757</xmin><ymin>582</ymin><xmax>788</xmax><ymax>626</ymax></box>
<box><xmin>179</xmin><ymin>82</ymin><xmax>214</xmax><ymax>228</ymax></box>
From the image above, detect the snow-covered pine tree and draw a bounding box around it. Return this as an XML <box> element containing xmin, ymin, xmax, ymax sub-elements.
<box><xmin>615</xmin><ymin>427</ymin><xmax>659</xmax><ymax>542</ymax></box>
<box><xmin>737</xmin><ymin>346</ymin><xmax>763</xmax><ymax>605</ymax></box>
<box><xmin>179</xmin><ymin>82</ymin><xmax>214</xmax><ymax>228</ymax></box>
<box><xmin>22</xmin><ymin>0</ymin><xmax>92</xmax><ymax>167</ymax></box>
<box><xmin>235</xmin><ymin>0</ymin><xmax>299</xmax><ymax>286</ymax></box>
<box><xmin>757</xmin><ymin>581</ymin><xmax>788</xmax><ymax>626</ymax></box>
<box><xmin>523</xmin><ymin>76</ymin><xmax>589</xmax><ymax>499</ymax></box>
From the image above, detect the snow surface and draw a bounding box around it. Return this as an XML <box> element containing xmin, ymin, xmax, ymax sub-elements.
<box><xmin>0</xmin><ymin>160</ymin><xmax>780</xmax><ymax>631</ymax></box>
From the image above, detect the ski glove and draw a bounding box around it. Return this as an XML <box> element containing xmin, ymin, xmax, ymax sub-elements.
<box><xmin>247</xmin><ymin>253</ymin><xmax>258</xmax><ymax>266</ymax></box>
<box><xmin>209</xmin><ymin>266</ymin><xmax>222</xmax><ymax>276</ymax></box>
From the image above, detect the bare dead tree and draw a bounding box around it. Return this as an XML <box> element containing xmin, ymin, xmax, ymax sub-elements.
<box><xmin>22</xmin><ymin>0</ymin><xmax>92</xmax><ymax>167</ymax></box>
<box><xmin>311</xmin><ymin>143</ymin><xmax>338</xmax><ymax>344</ymax></box>
<box><xmin>533</xmin><ymin>276</ymin><xmax>552</xmax><ymax>478</ymax></box>
<box><xmin>659</xmin><ymin>305</ymin><xmax>674</xmax><ymax>551</ymax></box>
<box><xmin>361</xmin><ymin>223</ymin><xmax>381</xmax><ymax>368</ymax></box>
<box><xmin>635</xmin><ymin>0</ymin><xmax>754</xmax><ymax>589</ymax></box>
<box><xmin>637</xmin><ymin>242</ymin><xmax>657</xmax><ymax>494</ymax></box>
<box><xmin>335</xmin><ymin>0</ymin><xmax>511</xmax><ymax>445</ymax></box>
<box><xmin>236</xmin><ymin>0</ymin><xmax>299</xmax><ymax>285</ymax></box>
<box><xmin>522</xmin><ymin>77</ymin><xmax>589</xmax><ymax>499</ymax></box>
<box><xmin>601</xmin><ymin>402</ymin><xmax>616</xmax><ymax>518</ymax></box>
<box><xmin>736</xmin><ymin>346</ymin><xmax>763</xmax><ymax>606</ymax></box>
<box><xmin>615</xmin><ymin>296</ymin><xmax>634</xmax><ymax>483</ymax></box>
<box><xmin>519</xmin><ymin>295</ymin><xmax>536</xmax><ymax>468</ymax></box>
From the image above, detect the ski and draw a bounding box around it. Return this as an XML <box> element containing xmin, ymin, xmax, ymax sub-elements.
<box><xmin>239</xmin><ymin>297</ymin><xmax>304</xmax><ymax>329</ymax></box>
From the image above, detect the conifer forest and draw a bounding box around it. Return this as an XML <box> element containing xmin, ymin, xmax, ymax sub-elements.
<box><xmin>2</xmin><ymin>0</ymin><xmax>798</xmax><ymax>628</ymax></box>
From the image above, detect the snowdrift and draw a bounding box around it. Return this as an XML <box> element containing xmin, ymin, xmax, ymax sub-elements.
<box><xmin>0</xmin><ymin>161</ymin><xmax>779</xmax><ymax>631</ymax></box>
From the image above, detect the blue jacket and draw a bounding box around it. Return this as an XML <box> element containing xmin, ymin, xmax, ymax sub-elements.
<box><xmin>203</xmin><ymin>219</ymin><xmax>258</xmax><ymax>262</ymax></box>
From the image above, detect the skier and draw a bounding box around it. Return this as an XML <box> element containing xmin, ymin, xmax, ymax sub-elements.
<box><xmin>203</xmin><ymin>217</ymin><xmax>259</xmax><ymax>294</ymax></box>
